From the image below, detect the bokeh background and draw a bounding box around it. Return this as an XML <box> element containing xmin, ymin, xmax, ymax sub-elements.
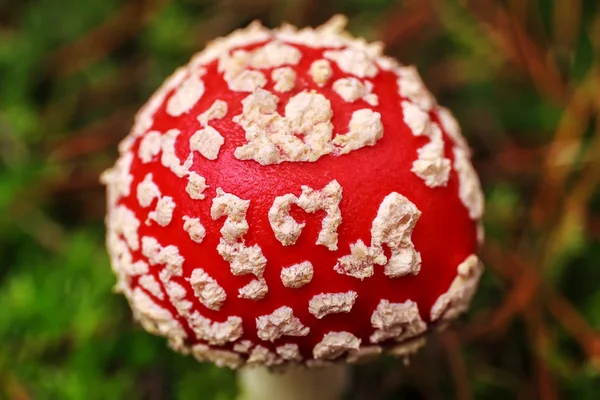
<box><xmin>1</xmin><ymin>0</ymin><xmax>599</xmax><ymax>398</ymax></box>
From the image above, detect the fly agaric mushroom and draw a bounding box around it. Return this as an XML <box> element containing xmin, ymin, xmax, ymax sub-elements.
<box><xmin>102</xmin><ymin>15</ymin><xmax>484</xmax><ymax>400</ymax></box>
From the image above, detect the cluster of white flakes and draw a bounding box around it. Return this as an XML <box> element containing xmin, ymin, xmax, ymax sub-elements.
<box><xmin>308</xmin><ymin>291</ymin><xmax>357</xmax><ymax>319</ymax></box>
<box><xmin>313</xmin><ymin>331</ymin><xmax>361</xmax><ymax>360</ymax></box>
<box><xmin>233</xmin><ymin>88</ymin><xmax>384</xmax><ymax>165</ymax></box>
<box><xmin>256</xmin><ymin>306</ymin><xmax>310</xmax><ymax>342</ymax></box>
<box><xmin>188</xmin><ymin>268</ymin><xmax>227</xmax><ymax>310</ymax></box>
<box><xmin>280</xmin><ymin>261</ymin><xmax>314</xmax><ymax>288</ymax></box>
<box><xmin>218</xmin><ymin>41</ymin><xmax>301</xmax><ymax>92</ymax></box>
<box><xmin>310</xmin><ymin>59</ymin><xmax>333</xmax><ymax>86</ymax></box>
<box><xmin>401</xmin><ymin>100</ymin><xmax>451</xmax><ymax>188</ymax></box>
<box><xmin>396</xmin><ymin>65</ymin><xmax>484</xmax><ymax>223</ymax></box>
<box><xmin>268</xmin><ymin>180</ymin><xmax>343</xmax><ymax>250</ymax></box>
<box><xmin>369</xmin><ymin>299</ymin><xmax>426</xmax><ymax>344</ymax></box>
<box><xmin>233</xmin><ymin>89</ymin><xmax>333</xmax><ymax>165</ymax></box>
<box><xmin>430</xmin><ymin>254</ymin><xmax>483</xmax><ymax>322</ymax></box>
<box><xmin>335</xmin><ymin>192</ymin><xmax>422</xmax><ymax>280</ymax></box>
<box><xmin>141</xmin><ymin>236</ymin><xmax>184</xmax><ymax>278</ymax></box>
<box><xmin>131</xmin><ymin>288</ymin><xmax>188</xmax><ymax>346</ymax></box>
<box><xmin>332</xmin><ymin>78</ymin><xmax>378</xmax><ymax>106</ymax></box>
<box><xmin>211</xmin><ymin>188</ymin><xmax>268</xmax><ymax>300</ymax></box>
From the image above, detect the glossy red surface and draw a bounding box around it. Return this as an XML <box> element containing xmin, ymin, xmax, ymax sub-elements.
<box><xmin>117</xmin><ymin>40</ymin><xmax>478</xmax><ymax>358</ymax></box>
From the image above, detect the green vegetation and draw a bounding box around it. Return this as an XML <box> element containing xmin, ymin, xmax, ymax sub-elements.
<box><xmin>1</xmin><ymin>0</ymin><xmax>599</xmax><ymax>398</ymax></box>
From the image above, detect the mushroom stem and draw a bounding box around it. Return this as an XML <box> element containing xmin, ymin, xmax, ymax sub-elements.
<box><xmin>238</xmin><ymin>364</ymin><xmax>350</xmax><ymax>400</ymax></box>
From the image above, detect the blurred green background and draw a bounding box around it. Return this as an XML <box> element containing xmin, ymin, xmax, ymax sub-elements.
<box><xmin>1</xmin><ymin>0</ymin><xmax>599</xmax><ymax>398</ymax></box>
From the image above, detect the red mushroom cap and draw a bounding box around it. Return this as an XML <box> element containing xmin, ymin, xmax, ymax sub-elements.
<box><xmin>102</xmin><ymin>16</ymin><xmax>484</xmax><ymax>369</ymax></box>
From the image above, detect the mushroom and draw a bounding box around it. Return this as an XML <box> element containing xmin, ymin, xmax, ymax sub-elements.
<box><xmin>101</xmin><ymin>15</ymin><xmax>485</xmax><ymax>400</ymax></box>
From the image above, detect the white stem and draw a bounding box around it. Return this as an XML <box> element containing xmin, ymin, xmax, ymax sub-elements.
<box><xmin>238</xmin><ymin>364</ymin><xmax>350</xmax><ymax>400</ymax></box>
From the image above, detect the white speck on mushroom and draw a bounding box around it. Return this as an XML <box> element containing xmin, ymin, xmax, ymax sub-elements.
<box><xmin>233</xmin><ymin>89</ymin><xmax>334</xmax><ymax>165</ymax></box>
<box><xmin>189</xmin><ymin>268</ymin><xmax>226</xmax><ymax>310</ymax></box>
<box><xmin>309</xmin><ymin>59</ymin><xmax>333</xmax><ymax>86</ymax></box>
<box><xmin>332</xmin><ymin>77</ymin><xmax>378</xmax><ymax>105</ymax></box>
<box><xmin>233</xmin><ymin>339</ymin><xmax>254</xmax><ymax>354</ymax></box>
<box><xmin>166</xmin><ymin>70</ymin><xmax>206</xmax><ymax>117</ymax></box>
<box><xmin>182</xmin><ymin>216</ymin><xmax>206</xmax><ymax>243</ymax></box>
<box><xmin>197</xmin><ymin>99</ymin><xmax>228</xmax><ymax>126</ymax></box>
<box><xmin>190</xmin><ymin>126</ymin><xmax>225</xmax><ymax>160</ymax></box>
<box><xmin>212</xmin><ymin>189</ymin><xmax>268</xmax><ymax>280</ymax></box>
<box><xmin>272</xmin><ymin>67</ymin><xmax>296</xmax><ymax>93</ymax></box>
<box><xmin>256</xmin><ymin>306</ymin><xmax>310</xmax><ymax>342</ymax></box>
<box><xmin>125</xmin><ymin>260</ymin><xmax>149</xmax><ymax>276</ymax></box>
<box><xmin>211</xmin><ymin>188</ymin><xmax>250</xmax><ymax>242</ymax></box>
<box><xmin>431</xmin><ymin>255</ymin><xmax>483</xmax><ymax>321</ymax></box>
<box><xmin>332</xmin><ymin>108</ymin><xmax>383</xmax><ymax>155</ymax></box>
<box><xmin>160</xmin><ymin>129</ymin><xmax>193</xmax><ymax>178</ymax></box>
<box><xmin>188</xmin><ymin>312</ymin><xmax>243</xmax><ymax>345</ymax></box>
<box><xmin>313</xmin><ymin>331</ymin><xmax>361</xmax><ymax>360</ymax></box>
<box><xmin>110</xmin><ymin>205</ymin><xmax>140</xmax><ymax>251</ymax></box>
<box><xmin>100</xmin><ymin>152</ymin><xmax>133</xmax><ymax>205</ymax></box>
<box><xmin>276</xmin><ymin>343</ymin><xmax>303</xmax><ymax>362</ymax></box>
<box><xmin>186</xmin><ymin>172</ymin><xmax>208</xmax><ymax>200</ymax></box>
<box><xmin>410</xmin><ymin>123</ymin><xmax>451</xmax><ymax>188</ymax></box>
<box><xmin>229</xmin><ymin>70</ymin><xmax>268</xmax><ymax>92</ymax></box>
<box><xmin>137</xmin><ymin>174</ymin><xmax>161</xmax><ymax>208</ymax></box>
<box><xmin>249</xmin><ymin>41</ymin><xmax>302</xmax><ymax>69</ymax></box>
<box><xmin>308</xmin><ymin>291</ymin><xmax>357</xmax><ymax>319</ymax></box>
<box><xmin>454</xmin><ymin>148</ymin><xmax>484</xmax><ymax>220</ymax></box>
<box><xmin>396</xmin><ymin>65</ymin><xmax>435</xmax><ymax>111</ymax></box>
<box><xmin>369</xmin><ymin>299</ymin><xmax>426</xmax><ymax>343</ymax></box>
<box><xmin>138</xmin><ymin>274</ymin><xmax>165</xmax><ymax>300</ymax></box>
<box><xmin>141</xmin><ymin>236</ymin><xmax>184</xmax><ymax>276</ymax></box>
<box><xmin>131</xmin><ymin>288</ymin><xmax>187</xmax><ymax>341</ymax></box>
<box><xmin>335</xmin><ymin>192</ymin><xmax>422</xmax><ymax>279</ymax></box>
<box><xmin>296</xmin><ymin>180</ymin><xmax>343</xmax><ymax>250</ymax></box>
<box><xmin>247</xmin><ymin>345</ymin><xmax>281</xmax><ymax>366</ymax></box>
<box><xmin>163</xmin><ymin>280</ymin><xmax>193</xmax><ymax>316</ymax></box>
<box><xmin>192</xmin><ymin>344</ymin><xmax>243</xmax><ymax>369</ymax></box>
<box><xmin>324</xmin><ymin>48</ymin><xmax>378</xmax><ymax>78</ymax></box>
<box><xmin>138</xmin><ymin>131</ymin><xmax>162</xmax><ymax>163</ymax></box>
<box><xmin>268</xmin><ymin>193</ymin><xmax>305</xmax><ymax>246</ymax></box>
<box><xmin>438</xmin><ymin>106</ymin><xmax>470</xmax><ymax>153</ymax></box>
<box><xmin>148</xmin><ymin>196</ymin><xmax>176</xmax><ymax>227</ymax></box>
<box><xmin>238</xmin><ymin>278</ymin><xmax>268</xmax><ymax>300</ymax></box>
<box><xmin>281</xmin><ymin>261</ymin><xmax>313</xmax><ymax>288</ymax></box>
